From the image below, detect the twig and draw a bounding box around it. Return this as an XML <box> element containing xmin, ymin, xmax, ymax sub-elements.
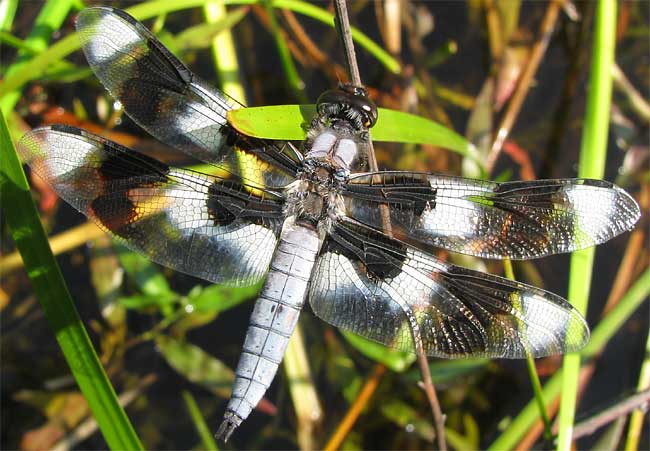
<box><xmin>0</xmin><ymin>221</ymin><xmax>104</xmax><ymax>276</ymax></box>
<box><xmin>612</xmin><ymin>62</ymin><xmax>650</xmax><ymax>123</ymax></box>
<box><xmin>484</xmin><ymin>0</ymin><xmax>504</xmax><ymax>61</ymax></box>
<box><xmin>333</xmin><ymin>0</ymin><xmax>361</xmax><ymax>86</ymax></box>
<box><xmin>323</xmin><ymin>364</ymin><xmax>386</xmax><ymax>451</ymax></box>
<box><xmin>486</xmin><ymin>0</ymin><xmax>564</xmax><ymax>174</ymax></box>
<box><xmin>332</xmin><ymin>1</ymin><xmax>445</xmax><ymax>450</ymax></box>
<box><xmin>602</xmin><ymin>228</ymin><xmax>646</xmax><ymax>315</ymax></box>
<box><xmin>332</xmin><ymin>0</ymin><xmax>389</xmax><ymax>232</ymax></box>
<box><xmin>280</xmin><ymin>9</ymin><xmax>346</xmax><ymax>81</ymax></box>
<box><xmin>50</xmin><ymin>374</ymin><xmax>157</xmax><ymax>451</ymax></box>
<box><xmin>570</xmin><ymin>389</ymin><xmax>650</xmax><ymax>440</ymax></box>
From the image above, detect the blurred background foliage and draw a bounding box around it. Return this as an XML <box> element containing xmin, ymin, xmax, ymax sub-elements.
<box><xmin>1</xmin><ymin>1</ymin><xmax>648</xmax><ymax>450</ymax></box>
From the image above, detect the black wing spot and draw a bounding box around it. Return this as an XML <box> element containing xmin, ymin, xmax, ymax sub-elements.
<box><xmin>345</xmin><ymin>173</ymin><xmax>436</xmax><ymax>217</ymax></box>
<box><xmin>207</xmin><ymin>181</ymin><xmax>238</xmax><ymax>226</ymax></box>
<box><xmin>388</xmin><ymin>173</ymin><xmax>437</xmax><ymax>216</ymax></box>
<box><xmin>207</xmin><ymin>180</ymin><xmax>286</xmax><ymax>227</ymax></box>
<box><xmin>324</xmin><ymin>220</ymin><xmax>408</xmax><ymax>280</ymax></box>
<box><xmin>91</xmin><ymin>194</ymin><xmax>138</xmax><ymax>238</ymax></box>
<box><xmin>96</xmin><ymin>144</ymin><xmax>170</xmax><ymax>183</ymax></box>
<box><xmin>49</xmin><ymin>124</ymin><xmax>170</xmax><ymax>184</ymax></box>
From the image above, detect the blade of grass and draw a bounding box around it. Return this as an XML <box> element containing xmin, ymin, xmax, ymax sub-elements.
<box><xmin>263</xmin><ymin>2</ymin><xmax>307</xmax><ymax>102</ymax></box>
<box><xmin>51</xmin><ymin>374</ymin><xmax>156</xmax><ymax>451</ymax></box>
<box><xmin>503</xmin><ymin>259</ymin><xmax>551</xmax><ymax>440</ymax></box>
<box><xmin>272</xmin><ymin>0</ymin><xmax>400</xmax><ymax>74</ymax></box>
<box><xmin>0</xmin><ymin>112</ymin><xmax>143</xmax><ymax>450</ymax></box>
<box><xmin>557</xmin><ymin>1</ymin><xmax>618</xmax><ymax>450</ymax></box>
<box><xmin>0</xmin><ymin>30</ymin><xmax>41</xmax><ymax>53</ymax></box>
<box><xmin>283</xmin><ymin>323</ymin><xmax>322</xmax><ymax>451</ymax></box>
<box><xmin>624</xmin><ymin>328</ymin><xmax>650</xmax><ymax>451</ymax></box>
<box><xmin>0</xmin><ymin>0</ymin><xmax>398</xmax><ymax>104</ymax></box>
<box><xmin>182</xmin><ymin>390</ymin><xmax>219</xmax><ymax>451</ymax></box>
<box><xmin>0</xmin><ymin>0</ymin><xmax>74</xmax><ymax>115</ymax></box>
<box><xmin>0</xmin><ymin>0</ymin><xmax>18</xmax><ymax>31</ymax></box>
<box><xmin>204</xmin><ymin>1</ymin><xmax>247</xmax><ymax>102</ymax></box>
<box><xmin>175</xmin><ymin>6</ymin><xmax>248</xmax><ymax>52</ymax></box>
<box><xmin>487</xmin><ymin>270</ymin><xmax>650</xmax><ymax>451</ymax></box>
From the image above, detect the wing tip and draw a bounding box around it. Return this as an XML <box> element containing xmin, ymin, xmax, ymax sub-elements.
<box><xmin>613</xmin><ymin>184</ymin><xmax>642</xmax><ymax>231</ymax></box>
<box><xmin>517</xmin><ymin>290</ymin><xmax>591</xmax><ymax>359</ymax></box>
<box><xmin>565</xmin><ymin>181</ymin><xmax>641</xmax><ymax>246</ymax></box>
<box><xmin>561</xmin><ymin>306</ymin><xmax>591</xmax><ymax>354</ymax></box>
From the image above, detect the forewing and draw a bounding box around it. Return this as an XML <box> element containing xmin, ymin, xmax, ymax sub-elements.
<box><xmin>309</xmin><ymin>218</ymin><xmax>589</xmax><ymax>358</ymax></box>
<box><xmin>18</xmin><ymin>125</ymin><xmax>286</xmax><ymax>286</ymax></box>
<box><xmin>343</xmin><ymin>172</ymin><xmax>640</xmax><ymax>259</ymax></box>
<box><xmin>75</xmin><ymin>6</ymin><xmax>300</xmax><ymax>186</ymax></box>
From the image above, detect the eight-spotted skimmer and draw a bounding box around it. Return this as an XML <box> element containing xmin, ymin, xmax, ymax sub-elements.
<box><xmin>17</xmin><ymin>7</ymin><xmax>641</xmax><ymax>442</ymax></box>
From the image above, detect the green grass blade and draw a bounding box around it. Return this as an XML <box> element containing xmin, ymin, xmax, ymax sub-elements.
<box><xmin>503</xmin><ymin>260</ymin><xmax>551</xmax><ymax>439</ymax></box>
<box><xmin>0</xmin><ymin>113</ymin><xmax>143</xmax><ymax>450</ymax></box>
<box><xmin>271</xmin><ymin>0</ymin><xmax>400</xmax><ymax>74</ymax></box>
<box><xmin>0</xmin><ymin>0</ymin><xmax>398</xmax><ymax>104</ymax></box>
<box><xmin>175</xmin><ymin>6</ymin><xmax>248</xmax><ymax>52</ymax></box>
<box><xmin>182</xmin><ymin>390</ymin><xmax>219</xmax><ymax>451</ymax></box>
<box><xmin>342</xmin><ymin>331</ymin><xmax>415</xmax><ymax>372</ymax></box>
<box><xmin>581</xmin><ymin>271</ymin><xmax>650</xmax><ymax>359</ymax></box>
<box><xmin>0</xmin><ymin>0</ymin><xmax>18</xmax><ymax>31</ymax></box>
<box><xmin>203</xmin><ymin>1</ymin><xmax>248</xmax><ymax>102</ymax></box>
<box><xmin>0</xmin><ymin>0</ymin><xmax>211</xmax><ymax>102</ymax></box>
<box><xmin>228</xmin><ymin>105</ymin><xmax>476</xmax><ymax>158</ymax></box>
<box><xmin>487</xmin><ymin>270</ymin><xmax>650</xmax><ymax>451</ymax></box>
<box><xmin>284</xmin><ymin>324</ymin><xmax>322</xmax><ymax>451</ymax></box>
<box><xmin>264</xmin><ymin>2</ymin><xmax>307</xmax><ymax>102</ymax></box>
<box><xmin>624</xmin><ymin>326</ymin><xmax>650</xmax><ymax>451</ymax></box>
<box><xmin>0</xmin><ymin>0</ymin><xmax>74</xmax><ymax>114</ymax></box>
<box><xmin>557</xmin><ymin>2</ymin><xmax>618</xmax><ymax>450</ymax></box>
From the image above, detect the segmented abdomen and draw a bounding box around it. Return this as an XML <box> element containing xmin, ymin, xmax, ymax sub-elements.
<box><xmin>216</xmin><ymin>220</ymin><xmax>321</xmax><ymax>441</ymax></box>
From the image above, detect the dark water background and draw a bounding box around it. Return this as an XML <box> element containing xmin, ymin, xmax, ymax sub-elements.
<box><xmin>2</xmin><ymin>1</ymin><xmax>648</xmax><ymax>450</ymax></box>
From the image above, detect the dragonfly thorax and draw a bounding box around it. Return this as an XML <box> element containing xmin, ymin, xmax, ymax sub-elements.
<box><xmin>285</xmin><ymin>170</ymin><xmax>345</xmax><ymax>228</ymax></box>
<box><xmin>304</xmin><ymin>126</ymin><xmax>362</xmax><ymax>175</ymax></box>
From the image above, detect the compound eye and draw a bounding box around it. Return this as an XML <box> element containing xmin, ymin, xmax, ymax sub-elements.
<box><xmin>317</xmin><ymin>89</ymin><xmax>350</xmax><ymax>108</ymax></box>
<box><xmin>356</xmin><ymin>98</ymin><xmax>378</xmax><ymax>128</ymax></box>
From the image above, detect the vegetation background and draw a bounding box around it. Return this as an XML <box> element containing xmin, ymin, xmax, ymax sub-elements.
<box><xmin>1</xmin><ymin>1</ymin><xmax>648</xmax><ymax>450</ymax></box>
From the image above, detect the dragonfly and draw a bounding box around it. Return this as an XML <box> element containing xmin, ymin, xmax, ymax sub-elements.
<box><xmin>18</xmin><ymin>7</ymin><xmax>641</xmax><ymax>442</ymax></box>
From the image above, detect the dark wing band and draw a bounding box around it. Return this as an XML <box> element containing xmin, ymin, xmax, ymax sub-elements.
<box><xmin>76</xmin><ymin>6</ymin><xmax>300</xmax><ymax>186</ymax></box>
<box><xmin>18</xmin><ymin>125</ymin><xmax>286</xmax><ymax>286</ymax></box>
<box><xmin>343</xmin><ymin>172</ymin><xmax>640</xmax><ymax>260</ymax></box>
<box><xmin>308</xmin><ymin>218</ymin><xmax>589</xmax><ymax>358</ymax></box>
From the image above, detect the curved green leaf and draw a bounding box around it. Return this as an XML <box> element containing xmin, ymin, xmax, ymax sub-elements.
<box><xmin>342</xmin><ymin>331</ymin><xmax>415</xmax><ymax>372</ymax></box>
<box><xmin>228</xmin><ymin>105</ymin><xmax>477</xmax><ymax>158</ymax></box>
<box><xmin>156</xmin><ymin>336</ymin><xmax>234</xmax><ymax>398</ymax></box>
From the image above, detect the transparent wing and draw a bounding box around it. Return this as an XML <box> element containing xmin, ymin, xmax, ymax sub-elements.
<box><xmin>343</xmin><ymin>172</ymin><xmax>640</xmax><ymax>260</ymax></box>
<box><xmin>309</xmin><ymin>218</ymin><xmax>590</xmax><ymax>358</ymax></box>
<box><xmin>75</xmin><ymin>6</ymin><xmax>301</xmax><ymax>187</ymax></box>
<box><xmin>18</xmin><ymin>125</ymin><xmax>286</xmax><ymax>286</ymax></box>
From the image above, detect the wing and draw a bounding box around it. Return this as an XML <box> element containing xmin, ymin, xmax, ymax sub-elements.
<box><xmin>309</xmin><ymin>218</ymin><xmax>589</xmax><ymax>358</ymax></box>
<box><xmin>343</xmin><ymin>172</ymin><xmax>640</xmax><ymax>260</ymax></box>
<box><xmin>75</xmin><ymin>6</ymin><xmax>301</xmax><ymax>187</ymax></box>
<box><xmin>18</xmin><ymin>125</ymin><xmax>286</xmax><ymax>286</ymax></box>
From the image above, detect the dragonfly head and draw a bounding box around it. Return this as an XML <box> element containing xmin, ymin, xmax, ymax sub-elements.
<box><xmin>316</xmin><ymin>85</ymin><xmax>378</xmax><ymax>131</ymax></box>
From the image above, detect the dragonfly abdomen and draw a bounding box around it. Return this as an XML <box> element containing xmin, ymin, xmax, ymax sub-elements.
<box><xmin>216</xmin><ymin>219</ymin><xmax>321</xmax><ymax>442</ymax></box>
